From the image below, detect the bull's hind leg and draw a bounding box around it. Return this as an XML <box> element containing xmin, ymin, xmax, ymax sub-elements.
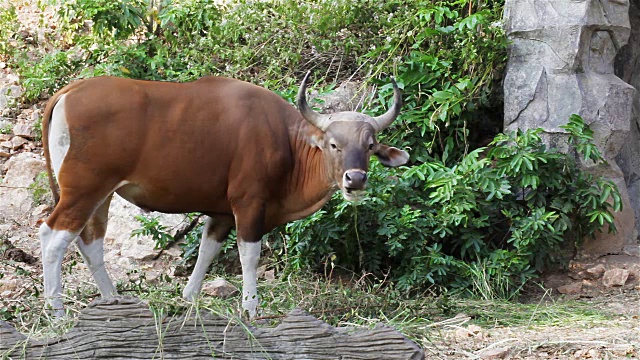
<box><xmin>39</xmin><ymin>221</ymin><xmax>78</xmax><ymax>317</ymax></box>
<box><xmin>76</xmin><ymin>194</ymin><xmax>117</xmax><ymax>298</ymax></box>
<box><xmin>183</xmin><ymin>214</ymin><xmax>235</xmax><ymax>301</ymax></box>
<box><xmin>40</xmin><ymin>191</ymin><xmax>108</xmax><ymax>317</ymax></box>
<box><xmin>43</xmin><ymin>92</ymin><xmax>119</xmax><ymax>315</ymax></box>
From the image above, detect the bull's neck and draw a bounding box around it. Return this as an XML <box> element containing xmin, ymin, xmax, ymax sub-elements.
<box><xmin>282</xmin><ymin>117</ymin><xmax>336</xmax><ymax>221</ymax></box>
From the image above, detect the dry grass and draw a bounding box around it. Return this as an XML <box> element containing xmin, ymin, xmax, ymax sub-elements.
<box><xmin>2</xmin><ymin>256</ymin><xmax>638</xmax><ymax>360</ymax></box>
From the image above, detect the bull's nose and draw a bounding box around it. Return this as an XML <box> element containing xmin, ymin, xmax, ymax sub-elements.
<box><xmin>343</xmin><ymin>170</ymin><xmax>367</xmax><ymax>190</ymax></box>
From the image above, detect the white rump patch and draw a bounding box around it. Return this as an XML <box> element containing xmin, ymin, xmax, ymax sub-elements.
<box><xmin>49</xmin><ymin>94</ymin><xmax>70</xmax><ymax>180</ymax></box>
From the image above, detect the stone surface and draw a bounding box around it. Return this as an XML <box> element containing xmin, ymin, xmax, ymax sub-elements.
<box><xmin>602</xmin><ymin>268</ymin><xmax>630</xmax><ymax>287</ymax></box>
<box><xmin>586</xmin><ymin>264</ymin><xmax>607</xmax><ymax>278</ymax></box>
<box><xmin>9</xmin><ymin>136</ymin><xmax>27</xmax><ymax>150</ymax></box>
<box><xmin>0</xmin><ymin>152</ymin><xmax>46</xmax><ymax>222</ymax></box>
<box><xmin>104</xmin><ymin>194</ymin><xmax>185</xmax><ymax>264</ymax></box>
<box><xmin>263</xmin><ymin>269</ymin><xmax>275</xmax><ymax>281</ymax></box>
<box><xmin>0</xmin><ymin>119</ymin><xmax>10</xmax><ymax>133</ymax></box>
<box><xmin>11</xmin><ymin>109</ymin><xmax>40</xmax><ymax>140</ymax></box>
<box><xmin>455</xmin><ymin>324</ymin><xmax>485</xmax><ymax>340</ymax></box>
<box><xmin>0</xmin><ymin>85</ymin><xmax>22</xmax><ymax>113</ymax></box>
<box><xmin>615</xmin><ymin>0</ymin><xmax>640</xmax><ymax>257</ymax></box>
<box><xmin>201</xmin><ymin>278</ymin><xmax>238</xmax><ymax>299</ymax></box>
<box><xmin>0</xmin><ymin>277</ymin><xmax>17</xmax><ymax>293</ymax></box>
<box><xmin>504</xmin><ymin>0</ymin><xmax>639</xmax><ymax>257</ymax></box>
<box><xmin>557</xmin><ymin>282</ymin><xmax>583</xmax><ymax>295</ymax></box>
<box><xmin>12</xmin><ymin>122</ymin><xmax>34</xmax><ymax>139</ymax></box>
<box><xmin>478</xmin><ymin>347</ymin><xmax>510</xmax><ymax>359</ymax></box>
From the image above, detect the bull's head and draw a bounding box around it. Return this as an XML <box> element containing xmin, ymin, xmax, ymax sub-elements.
<box><xmin>297</xmin><ymin>72</ymin><xmax>410</xmax><ymax>201</ymax></box>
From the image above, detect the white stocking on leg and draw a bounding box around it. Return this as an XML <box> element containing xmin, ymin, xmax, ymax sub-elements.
<box><xmin>40</xmin><ymin>223</ymin><xmax>77</xmax><ymax>317</ymax></box>
<box><xmin>238</xmin><ymin>240</ymin><xmax>261</xmax><ymax>318</ymax></box>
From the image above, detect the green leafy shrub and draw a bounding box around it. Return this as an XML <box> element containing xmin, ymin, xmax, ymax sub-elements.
<box><xmin>17</xmin><ymin>50</ymin><xmax>84</xmax><ymax>103</ymax></box>
<box><xmin>279</xmin><ymin>115</ymin><xmax>621</xmax><ymax>298</ymax></box>
<box><xmin>132</xmin><ymin>214</ymin><xmax>237</xmax><ymax>266</ymax></box>
<box><xmin>29</xmin><ymin>172</ymin><xmax>55</xmax><ymax>207</ymax></box>
<box><xmin>131</xmin><ymin>215</ymin><xmax>174</xmax><ymax>249</ymax></box>
<box><xmin>55</xmin><ymin>0</ymin><xmax>146</xmax><ymax>40</ymax></box>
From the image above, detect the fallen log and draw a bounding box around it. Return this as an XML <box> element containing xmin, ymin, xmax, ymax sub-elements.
<box><xmin>0</xmin><ymin>297</ymin><xmax>424</xmax><ymax>359</ymax></box>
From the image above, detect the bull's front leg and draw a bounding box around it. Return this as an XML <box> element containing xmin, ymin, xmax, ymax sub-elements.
<box><xmin>238</xmin><ymin>239</ymin><xmax>261</xmax><ymax>318</ymax></box>
<box><xmin>232</xmin><ymin>202</ymin><xmax>265</xmax><ymax>319</ymax></box>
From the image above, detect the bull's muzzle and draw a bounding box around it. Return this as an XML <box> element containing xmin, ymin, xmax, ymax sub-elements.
<box><xmin>343</xmin><ymin>169</ymin><xmax>367</xmax><ymax>197</ymax></box>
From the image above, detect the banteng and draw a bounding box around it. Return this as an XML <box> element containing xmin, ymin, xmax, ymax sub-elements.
<box><xmin>40</xmin><ymin>73</ymin><xmax>409</xmax><ymax>317</ymax></box>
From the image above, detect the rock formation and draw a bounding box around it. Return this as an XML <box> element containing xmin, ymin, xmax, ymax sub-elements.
<box><xmin>504</xmin><ymin>0</ymin><xmax>640</xmax><ymax>257</ymax></box>
<box><xmin>615</xmin><ymin>0</ymin><xmax>640</xmax><ymax>257</ymax></box>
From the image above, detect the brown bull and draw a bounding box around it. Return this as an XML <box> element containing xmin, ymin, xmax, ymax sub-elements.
<box><xmin>40</xmin><ymin>72</ymin><xmax>409</xmax><ymax>317</ymax></box>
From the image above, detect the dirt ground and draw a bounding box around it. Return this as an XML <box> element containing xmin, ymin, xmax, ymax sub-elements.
<box><xmin>427</xmin><ymin>287</ymin><xmax>639</xmax><ymax>359</ymax></box>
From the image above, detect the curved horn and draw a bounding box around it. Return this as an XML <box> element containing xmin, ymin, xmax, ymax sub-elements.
<box><xmin>297</xmin><ymin>71</ymin><xmax>332</xmax><ymax>131</ymax></box>
<box><xmin>370</xmin><ymin>78</ymin><xmax>402</xmax><ymax>132</ymax></box>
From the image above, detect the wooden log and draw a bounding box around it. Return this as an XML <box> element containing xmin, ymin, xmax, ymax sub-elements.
<box><xmin>0</xmin><ymin>297</ymin><xmax>424</xmax><ymax>359</ymax></box>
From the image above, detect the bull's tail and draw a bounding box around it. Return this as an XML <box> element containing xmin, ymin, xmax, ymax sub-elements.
<box><xmin>41</xmin><ymin>86</ymin><xmax>72</xmax><ymax>205</ymax></box>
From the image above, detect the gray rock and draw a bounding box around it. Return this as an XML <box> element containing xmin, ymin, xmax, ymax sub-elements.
<box><xmin>0</xmin><ymin>85</ymin><xmax>22</xmax><ymax>113</ymax></box>
<box><xmin>557</xmin><ymin>282</ymin><xmax>583</xmax><ymax>295</ymax></box>
<box><xmin>201</xmin><ymin>278</ymin><xmax>238</xmax><ymax>299</ymax></box>
<box><xmin>0</xmin><ymin>118</ymin><xmax>11</xmax><ymax>132</ymax></box>
<box><xmin>504</xmin><ymin>0</ymin><xmax>638</xmax><ymax>257</ymax></box>
<box><xmin>9</xmin><ymin>136</ymin><xmax>27</xmax><ymax>150</ymax></box>
<box><xmin>616</xmin><ymin>0</ymin><xmax>640</xmax><ymax>245</ymax></box>
<box><xmin>12</xmin><ymin>123</ymin><xmax>34</xmax><ymax>139</ymax></box>
<box><xmin>311</xmin><ymin>81</ymin><xmax>372</xmax><ymax>113</ymax></box>
<box><xmin>478</xmin><ymin>347</ymin><xmax>510</xmax><ymax>359</ymax></box>
<box><xmin>0</xmin><ymin>152</ymin><xmax>46</xmax><ymax>222</ymax></box>
<box><xmin>586</xmin><ymin>264</ymin><xmax>607</xmax><ymax>278</ymax></box>
<box><xmin>104</xmin><ymin>194</ymin><xmax>185</xmax><ymax>264</ymax></box>
<box><xmin>602</xmin><ymin>268</ymin><xmax>630</xmax><ymax>287</ymax></box>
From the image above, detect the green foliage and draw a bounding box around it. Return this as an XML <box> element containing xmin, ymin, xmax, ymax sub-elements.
<box><xmin>0</xmin><ymin>3</ymin><xmax>19</xmax><ymax>62</ymax></box>
<box><xmin>19</xmin><ymin>0</ymin><xmax>505</xmax><ymax>105</ymax></box>
<box><xmin>29</xmin><ymin>172</ymin><xmax>53</xmax><ymax>206</ymax></box>
<box><xmin>131</xmin><ymin>215</ymin><xmax>173</xmax><ymax>249</ymax></box>
<box><xmin>132</xmin><ymin>214</ymin><xmax>236</xmax><ymax>264</ymax></box>
<box><xmin>368</xmin><ymin>1</ymin><xmax>508</xmax><ymax>162</ymax></box>
<box><xmin>32</xmin><ymin>115</ymin><xmax>43</xmax><ymax>142</ymax></box>
<box><xmin>279</xmin><ymin>115</ymin><xmax>621</xmax><ymax>298</ymax></box>
<box><xmin>56</xmin><ymin>0</ymin><xmax>146</xmax><ymax>40</ymax></box>
<box><xmin>177</xmin><ymin>215</ymin><xmax>236</xmax><ymax>263</ymax></box>
<box><xmin>18</xmin><ymin>50</ymin><xmax>83</xmax><ymax>103</ymax></box>
<box><xmin>0</xmin><ymin>122</ymin><xmax>12</xmax><ymax>135</ymax></box>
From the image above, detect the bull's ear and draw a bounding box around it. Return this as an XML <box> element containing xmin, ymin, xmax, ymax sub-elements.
<box><xmin>374</xmin><ymin>144</ymin><xmax>409</xmax><ymax>167</ymax></box>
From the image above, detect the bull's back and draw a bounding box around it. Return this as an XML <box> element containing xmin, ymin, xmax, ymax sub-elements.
<box><xmin>57</xmin><ymin>76</ymin><xmax>294</xmax><ymax>214</ymax></box>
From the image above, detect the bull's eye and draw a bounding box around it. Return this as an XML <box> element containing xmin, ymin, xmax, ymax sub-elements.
<box><xmin>330</xmin><ymin>143</ymin><xmax>337</xmax><ymax>150</ymax></box>
<box><xmin>368</xmin><ymin>143</ymin><xmax>374</xmax><ymax>150</ymax></box>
